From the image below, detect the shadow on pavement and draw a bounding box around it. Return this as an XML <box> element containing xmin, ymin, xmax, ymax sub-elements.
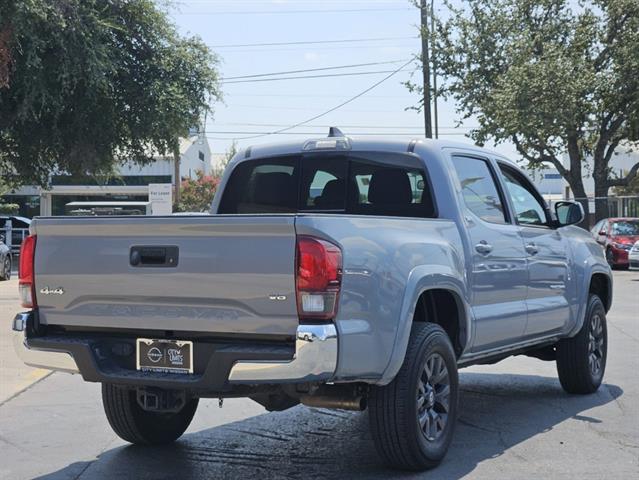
<box><xmin>36</xmin><ymin>372</ymin><xmax>623</xmax><ymax>480</ymax></box>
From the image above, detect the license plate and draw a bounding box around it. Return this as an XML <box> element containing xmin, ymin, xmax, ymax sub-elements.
<box><xmin>136</xmin><ymin>338</ymin><xmax>193</xmax><ymax>374</ymax></box>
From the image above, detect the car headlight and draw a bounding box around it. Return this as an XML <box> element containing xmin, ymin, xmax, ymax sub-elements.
<box><xmin>612</xmin><ymin>242</ymin><xmax>632</xmax><ymax>251</ymax></box>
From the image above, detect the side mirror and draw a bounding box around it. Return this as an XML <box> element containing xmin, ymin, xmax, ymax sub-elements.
<box><xmin>598</xmin><ymin>230</ymin><xmax>606</xmax><ymax>236</ymax></box>
<box><xmin>554</xmin><ymin>201</ymin><xmax>584</xmax><ymax>227</ymax></box>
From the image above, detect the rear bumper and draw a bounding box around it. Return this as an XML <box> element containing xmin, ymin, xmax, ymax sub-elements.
<box><xmin>12</xmin><ymin>313</ymin><xmax>79</xmax><ymax>373</ymax></box>
<box><xmin>12</xmin><ymin>311</ymin><xmax>337</xmax><ymax>391</ymax></box>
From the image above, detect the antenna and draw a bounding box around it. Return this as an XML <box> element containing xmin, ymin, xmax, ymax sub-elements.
<box><xmin>328</xmin><ymin>127</ymin><xmax>344</xmax><ymax>137</ymax></box>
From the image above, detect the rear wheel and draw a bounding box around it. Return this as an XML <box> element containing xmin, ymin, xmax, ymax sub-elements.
<box><xmin>556</xmin><ymin>294</ymin><xmax>607</xmax><ymax>394</ymax></box>
<box><xmin>369</xmin><ymin>323</ymin><xmax>458</xmax><ymax>471</ymax></box>
<box><xmin>102</xmin><ymin>384</ymin><xmax>198</xmax><ymax>445</ymax></box>
<box><xmin>0</xmin><ymin>256</ymin><xmax>10</xmax><ymax>281</ymax></box>
<box><xmin>605</xmin><ymin>248</ymin><xmax>615</xmax><ymax>268</ymax></box>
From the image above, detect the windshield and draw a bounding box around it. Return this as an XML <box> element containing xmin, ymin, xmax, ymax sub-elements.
<box><xmin>611</xmin><ymin>220</ymin><xmax>639</xmax><ymax>236</ymax></box>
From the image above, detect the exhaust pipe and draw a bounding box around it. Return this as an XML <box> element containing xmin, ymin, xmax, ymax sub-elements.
<box><xmin>300</xmin><ymin>395</ymin><xmax>367</xmax><ymax>411</ymax></box>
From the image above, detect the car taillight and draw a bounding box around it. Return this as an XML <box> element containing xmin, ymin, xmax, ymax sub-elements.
<box><xmin>19</xmin><ymin>234</ymin><xmax>37</xmax><ymax>308</ymax></box>
<box><xmin>296</xmin><ymin>235</ymin><xmax>342</xmax><ymax>320</ymax></box>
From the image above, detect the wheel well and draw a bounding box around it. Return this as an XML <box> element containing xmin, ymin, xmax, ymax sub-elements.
<box><xmin>413</xmin><ymin>289</ymin><xmax>465</xmax><ymax>357</ymax></box>
<box><xmin>590</xmin><ymin>273</ymin><xmax>611</xmax><ymax>312</ymax></box>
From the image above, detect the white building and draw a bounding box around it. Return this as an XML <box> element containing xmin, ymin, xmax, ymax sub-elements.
<box><xmin>3</xmin><ymin>136</ymin><xmax>211</xmax><ymax>217</ymax></box>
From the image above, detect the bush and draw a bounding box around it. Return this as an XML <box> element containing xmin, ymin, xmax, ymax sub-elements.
<box><xmin>0</xmin><ymin>203</ymin><xmax>19</xmax><ymax>215</ymax></box>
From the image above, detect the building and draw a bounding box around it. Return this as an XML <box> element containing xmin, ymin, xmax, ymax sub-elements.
<box><xmin>2</xmin><ymin>136</ymin><xmax>211</xmax><ymax>217</ymax></box>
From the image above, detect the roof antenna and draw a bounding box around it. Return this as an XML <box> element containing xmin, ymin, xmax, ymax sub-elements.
<box><xmin>328</xmin><ymin>127</ymin><xmax>344</xmax><ymax>138</ymax></box>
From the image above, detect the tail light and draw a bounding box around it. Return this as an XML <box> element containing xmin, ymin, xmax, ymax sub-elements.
<box><xmin>296</xmin><ymin>235</ymin><xmax>342</xmax><ymax>320</ymax></box>
<box><xmin>19</xmin><ymin>235</ymin><xmax>37</xmax><ymax>308</ymax></box>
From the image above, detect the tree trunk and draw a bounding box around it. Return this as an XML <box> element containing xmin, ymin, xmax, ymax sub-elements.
<box><xmin>565</xmin><ymin>136</ymin><xmax>590</xmax><ymax>229</ymax></box>
<box><xmin>592</xmin><ymin>152</ymin><xmax>610</xmax><ymax>224</ymax></box>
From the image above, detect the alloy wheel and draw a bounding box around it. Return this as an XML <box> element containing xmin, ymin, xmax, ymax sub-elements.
<box><xmin>588</xmin><ymin>313</ymin><xmax>605</xmax><ymax>377</ymax></box>
<box><xmin>416</xmin><ymin>352</ymin><xmax>450</xmax><ymax>441</ymax></box>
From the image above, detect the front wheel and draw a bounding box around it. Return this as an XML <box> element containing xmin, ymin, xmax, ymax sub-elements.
<box><xmin>368</xmin><ymin>323</ymin><xmax>459</xmax><ymax>471</ymax></box>
<box><xmin>556</xmin><ymin>294</ymin><xmax>607</xmax><ymax>394</ymax></box>
<box><xmin>102</xmin><ymin>384</ymin><xmax>198</xmax><ymax>445</ymax></box>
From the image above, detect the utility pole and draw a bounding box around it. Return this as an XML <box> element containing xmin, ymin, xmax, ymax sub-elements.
<box><xmin>431</xmin><ymin>0</ymin><xmax>438</xmax><ymax>139</ymax></box>
<box><xmin>420</xmin><ymin>0</ymin><xmax>433</xmax><ymax>139</ymax></box>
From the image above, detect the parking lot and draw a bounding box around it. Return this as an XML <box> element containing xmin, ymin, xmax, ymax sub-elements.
<box><xmin>0</xmin><ymin>271</ymin><xmax>637</xmax><ymax>480</ymax></box>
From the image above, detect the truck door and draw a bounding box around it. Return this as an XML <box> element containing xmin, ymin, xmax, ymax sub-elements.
<box><xmin>451</xmin><ymin>155</ymin><xmax>528</xmax><ymax>352</ymax></box>
<box><xmin>497</xmin><ymin>163</ymin><xmax>572</xmax><ymax>336</ymax></box>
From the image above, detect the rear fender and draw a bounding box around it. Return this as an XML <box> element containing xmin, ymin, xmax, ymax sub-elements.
<box><xmin>378</xmin><ymin>265</ymin><xmax>471</xmax><ymax>385</ymax></box>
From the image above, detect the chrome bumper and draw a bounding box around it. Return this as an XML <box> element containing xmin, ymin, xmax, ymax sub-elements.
<box><xmin>228</xmin><ymin>324</ymin><xmax>338</xmax><ymax>383</ymax></box>
<box><xmin>12</xmin><ymin>312</ymin><xmax>79</xmax><ymax>374</ymax></box>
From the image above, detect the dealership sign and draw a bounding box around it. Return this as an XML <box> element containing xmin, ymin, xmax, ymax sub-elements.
<box><xmin>148</xmin><ymin>183</ymin><xmax>173</xmax><ymax>215</ymax></box>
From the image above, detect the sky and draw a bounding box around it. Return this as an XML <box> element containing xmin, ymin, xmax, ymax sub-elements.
<box><xmin>168</xmin><ymin>0</ymin><xmax>519</xmax><ymax>160</ymax></box>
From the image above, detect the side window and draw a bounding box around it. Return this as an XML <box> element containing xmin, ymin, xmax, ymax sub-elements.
<box><xmin>451</xmin><ymin>156</ymin><xmax>508</xmax><ymax>224</ymax></box>
<box><xmin>348</xmin><ymin>158</ymin><xmax>433</xmax><ymax>218</ymax></box>
<box><xmin>499</xmin><ymin>166</ymin><xmax>548</xmax><ymax>226</ymax></box>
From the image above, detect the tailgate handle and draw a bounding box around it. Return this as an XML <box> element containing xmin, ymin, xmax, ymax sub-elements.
<box><xmin>130</xmin><ymin>246</ymin><xmax>179</xmax><ymax>267</ymax></box>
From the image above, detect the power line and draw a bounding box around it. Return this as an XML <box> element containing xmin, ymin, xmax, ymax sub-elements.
<box><xmin>221</xmin><ymin>59</ymin><xmax>408</xmax><ymax>80</ymax></box>
<box><xmin>210</xmin><ymin>36</ymin><xmax>416</xmax><ymax>48</ymax></box>
<box><xmin>209</xmin><ymin>59</ymin><xmax>416</xmax><ymax>141</ymax></box>
<box><xmin>213</xmin><ymin>122</ymin><xmax>475</xmax><ymax>130</ymax></box>
<box><xmin>222</xmin><ymin>68</ymin><xmax>413</xmax><ymax>84</ymax></box>
<box><xmin>173</xmin><ymin>7</ymin><xmax>413</xmax><ymax>16</ymax></box>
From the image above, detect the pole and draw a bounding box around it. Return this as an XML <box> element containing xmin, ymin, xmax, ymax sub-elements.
<box><xmin>420</xmin><ymin>0</ymin><xmax>433</xmax><ymax>138</ymax></box>
<box><xmin>173</xmin><ymin>144</ymin><xmax>181</xmax><ymax>210</ymax></box>
<box><xmin>431</xmin><ymin>0</ymin><xmax>438</xmax><ymax>139</ymax></box>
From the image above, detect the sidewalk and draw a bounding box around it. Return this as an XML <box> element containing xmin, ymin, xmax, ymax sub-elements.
<box><xmin>0</xmin><ymin>277</ymin><xmax>50</xmax><ymax>404</ymax></box>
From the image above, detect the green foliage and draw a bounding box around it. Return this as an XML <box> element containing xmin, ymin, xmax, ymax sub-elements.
<box><xmin>411</xmin><ymin>0</ymin><xmax>639</xmax><ymax>221</ymax></box>
<box><xmin>176</xmin><ymin>170</ymin><xmax>220</xmax><ymax>213</ymax></box>
<box><xmin>0</xmin><ymin>203</ymin><xmax>19</xmax><ymax>215</ymax></box>
<box><xmin>0</xmin><ymin>0</ymin><xmax>221</xmax><ymax>188</ymax></box>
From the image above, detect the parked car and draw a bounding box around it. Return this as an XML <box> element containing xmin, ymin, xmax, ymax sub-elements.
<box><xmin>0</xmin><ymin>215</ymin><xmax>32</xmax><ymax>255</ymax></box>
<box><xmin>0</xmin><ymin>233</ymin><xmax>12</xmax><ymax>281</ymax></box>
<box><xmin>12</xmin><ymin>133</ymin><xmax>612</xmax><ymax>471</ymax></box>
<box><xmin>591</xmin><ymin>217</ymin><xmax>639</xmax><ymax>268</ymax></box>
<box><xmin>629</xmin><ymin>241</ymin><xmax>639</xmax><ymax>269</ymax></box>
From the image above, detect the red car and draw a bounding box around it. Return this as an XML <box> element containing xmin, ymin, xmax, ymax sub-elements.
<box><xmin>591</xmin><ymin>217</ymin><xmax>639</xmax><ymax>268</ymax></box>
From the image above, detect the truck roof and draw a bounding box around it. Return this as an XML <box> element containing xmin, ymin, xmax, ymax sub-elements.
<box><xmin>240</xmin><ymin>133</ymin><xmax>516</xmax><ymax>166</ymax></box>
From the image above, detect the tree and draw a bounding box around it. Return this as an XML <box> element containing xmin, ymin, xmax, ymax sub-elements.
<box><xmin>411</xmin><ymin>0</ymin><xmax>639</xmax><ymax>225</ymax></box>
<box><xmin>0</xmin><ymin>0</ymin><xmax>221</xmax><ymax>188</ymax></box>
<box><xmin>176</xmin><ymin>171</ymin><xmax>220</xmax><ymax>213</ymax></box>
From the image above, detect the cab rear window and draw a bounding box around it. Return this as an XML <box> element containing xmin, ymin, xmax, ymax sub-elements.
<box><xmin>218</xmin><ymin>153</ymin><xmax>436</xmax><ymax>218</ymax></box>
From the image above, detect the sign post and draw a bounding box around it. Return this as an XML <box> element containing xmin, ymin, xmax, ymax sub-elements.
<box><xmin>148</xmin><ymin>183</ymin><xmax>173</xmax><ymax>215</ymax></box>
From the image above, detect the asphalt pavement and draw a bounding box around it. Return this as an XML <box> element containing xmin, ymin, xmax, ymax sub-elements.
<box><xmin>0</xmin><ymin>271</ymin><xmax>637</xmax><ymax>479</ymax></box>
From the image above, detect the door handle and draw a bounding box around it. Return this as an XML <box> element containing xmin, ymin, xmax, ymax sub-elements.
<box><xmin>475</xmin><ymin>241</ymin><xmax>493</xmax><ymax>255</ymax></box>
<box><xmin>525</xmin><ymin>243</ymin><xmax>539</xmax><ymax>255</ymax></box>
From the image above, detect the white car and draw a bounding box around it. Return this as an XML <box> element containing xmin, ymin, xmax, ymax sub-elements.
<box><xmin>630</xmin><ymin>241</ymin><xmax>639</xmax><ymax>269</ymax></box>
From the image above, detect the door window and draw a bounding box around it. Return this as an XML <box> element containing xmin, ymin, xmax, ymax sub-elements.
<box><xmin>451</xmin><ymin>156</ymin><xmax>508</xmax><ymax>224</ymax></box>
<box><xmin>499</xmin><ymin>165</ymin><xmax>549</xmax><ymax>226</ymax></box>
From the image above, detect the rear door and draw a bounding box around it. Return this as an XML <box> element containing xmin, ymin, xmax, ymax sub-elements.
<box><xmin>450</xmin><ymin>155</ymin><xmax>529</xmax><ymax>352</ymax></box>
<box><xmin>498</xmin><ymin>163</ymin><xmax>572</xmax><ymax>336</ymax></box>
<box><xmin>33</xmin><ymin>215</ymin><xmax>299</xmax><ymax>337</ymax></box>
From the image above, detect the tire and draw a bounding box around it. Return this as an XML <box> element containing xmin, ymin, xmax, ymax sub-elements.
<box><xmin>0</xmin><ymin>256</ymin><xmax>10</xmax><ymax>281</ymax></box>
<box><xmin>556</xmin><ymin>294</ymin><xmax>607</xmax><ymax>394</ymax></box>
<box><xmin>605</xmin><ymin>248</ymin><xmax>616</xmax><ymax>269</ymax></box>
<box><xmin>102</xmin><ymin>384</ymin><xmax>198</xmax><ymax>445</ymax></box>
<box><xmin>369</xmin><ymin>323</ymin><xmax>459</xmax><ymax>471</ymax></box>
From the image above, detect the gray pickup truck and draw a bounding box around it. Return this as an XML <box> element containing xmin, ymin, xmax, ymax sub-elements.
<box><xmin>13</xmin><ymin>131</ymin><xmax>612</xmax><ymax>471</ymax></box>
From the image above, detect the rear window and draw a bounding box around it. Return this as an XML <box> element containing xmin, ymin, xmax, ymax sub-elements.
<box><xmin>218</xmin><ymin>153</ymin><xmax>436</xmax><ymax>218</ymax></box>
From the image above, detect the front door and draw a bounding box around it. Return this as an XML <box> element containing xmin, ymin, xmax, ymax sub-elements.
<box><xmin>451</xmin><ymin>155</ymin><xmax>529</xmax><ymax>352</ymax></box>
<box><xmin>498</xmin><ymin>164</ymin><xmax>572</xmax><ymax>336</ymax></box>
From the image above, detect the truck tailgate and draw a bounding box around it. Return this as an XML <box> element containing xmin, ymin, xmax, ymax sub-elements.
<box><xmin>32</xmin><ymin>216</ymin><xmax>298</xmax><ymax>337</ymax></box>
